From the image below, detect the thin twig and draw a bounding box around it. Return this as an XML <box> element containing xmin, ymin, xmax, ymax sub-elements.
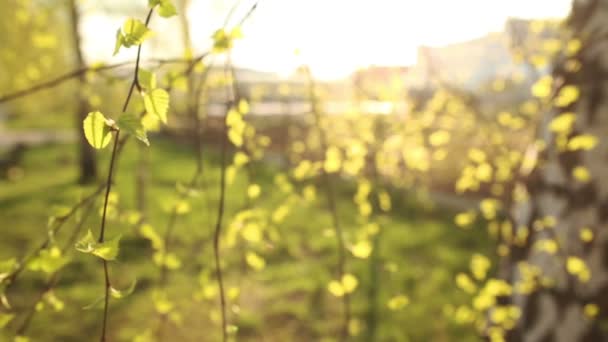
<box><xmin>209</xmin><ymin>3</ymin><xmax>259</xmax><ymax>339</ymax></box>
<box><xmin>1</xmin><ymin>185</ymin><xmax>104</xmax><ymax>291</ymax></box>
<box><xmin>98</xmin><ymin>130</ymin><xmax>120</xmax><ymax>342</ymax></box>
<box><xmin>0</xmin><ymin>55</ymin><xmax>208</xmax><ymax>105</ymax></box>
<box><xmin>303</xmin><ymin>65</ymin><xmax>350</xmax><ymax>341</ymax></box>
<box><xmin>212</xmin><ymin>63</ymin><xmax>232</xmax><ymax>342</ymax></box>
<box><xmin>98</xmin><ymin>7</ymin><xmax>155</xmax><ymax>342</ymax></box>
<box><xmin>0</xmin><ymin>62</ymin><xmax>130</xmax><ymax>103</ymax></box>
<box><xmin>154</xmin><ymin>52</ymin><xmax>215</xmax><ymax>342</ymax></box>
<box><xmin>15</xmin><ymin>200</ymin><xmax>96</xmax><ymax>336</ymax></box>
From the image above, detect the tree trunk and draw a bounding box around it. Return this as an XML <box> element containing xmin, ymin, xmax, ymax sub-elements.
<box><xmin>505</xmin><ymin>0</ymin><xmax>608</xmax><ymax>341</ymax></box>
<box><xmin>69</xmin><ymin>0</ymin><xmax>97</xmax><ymax>184</ymax></box>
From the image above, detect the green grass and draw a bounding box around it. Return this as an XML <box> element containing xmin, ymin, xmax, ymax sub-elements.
<box><xmin>0</xmin><ymin>138</ymin><xmax>489</xmax><ymax>341</ymax></box>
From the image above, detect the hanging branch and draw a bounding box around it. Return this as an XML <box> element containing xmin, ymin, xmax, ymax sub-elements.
<box><xmin>96</xmin><ymin>7</ymin><xmax>156</xmax><ymax>342</ymax></box>
<box><xmin>154</xmin><ymin>56</ymin><xmax>215</xmax><ymax>341</ymax></box>
<box><xmin>15</xmin><ymin>199</ymin><xmax>96</xmax><ymax>337</ymax></box>
<box><xmin>211</xmin><ymin>58</ymin><xmax>233</xmax><ymax>342</ymax></box>
<box><xmin>0</xmin><ymin>185</ymin><xmax>105</xmax><ymax>292</ymax></box>
<box><xmin>208</xmin><ymin>3</ymin><xmax>259</xmax><ymax>340</ymax></box>
<box><xmin>302</xmin><ymin>65</ymin><xmax>351</xmax><ymax>340</ymax></box>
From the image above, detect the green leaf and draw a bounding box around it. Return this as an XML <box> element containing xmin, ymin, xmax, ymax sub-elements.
<box><xmin>113</xmin><ymin>29</ymin><xmax>124</xmax><ymax>56</ymax></box>
<box><xmin>138</xmin><ymin>69</ymin><xmax>157</xmax><ymax>90</ymax></box>
<box><xmin>140</xmin><ymin>224</ymin><xmax>164</xmax><ymax>250</ymax></box>
<box><xmin>43</xmin><ymin>291</ymin><xmax>65</xmax><ymax>312</ymax></box>
<box><xmin>114</xmin><ymin>18</ymin><xmax>153</xmax><ymax>55</ymax></box>
<box><xmin>153</xmin><ymin>252</ymin><xmax>182</xmax><ymax>269</ymax></box>
<box><xmin>387</xmin><ymin>295</ymin><xmax>410</xmax><ymax>311</ymax></box>
<box><xmin>212</xmin><ymin>29</ymin><xmax>231</xmax><ymax>53</ymax></box>
<box><xmin>245</xmin><ymin>251</ymin><xmax>265</xmax><ymax>271</ymax></box>
<box><xmin>110</xmin><ymin>279</ymin><xmax>137</xmax><ymax>299</ymax></box>
<box><xmin>0</xmin><ymin>312</ymin><xmax>14</xmax><ymax>328</ymax></box>
<box><xmin>238</xmin><ymin>98</ymin><xmax>250</xmax><ymax>114</ymax></box>
<box><xmin>117</xmin><ymin>113</ymin><xmax>149</xmax><ymax>146</ymax></box>
<box><xmin>176</xmin><ymin>182</ymin><xmax>201</xmax><ymax>198</ymax></box>
<box><xmin>567</xmin><ymin>134</ymin><xmax>599</xmax><ymax>151</ymax></box>
<box><xmin>230</xmin><ymin>26</ymin><xmax>243</xmax><ymax>39</ymax></box>
<box><xmin>122</xmin><ymin>18</ymin><xmax>153</xmax><ymax>47</ymax></box>
<box><xmin>351</xmin><ymin>240</ymin><xmax>372</xmax><ymax>259</ymax></box>
<box><xmin>341</xmin><ymin>273</ymin><xmax>358</xmax><ymax>293</ymax></box>
<box><xmin>28</xmin><ymin>247</ymin><xmax>70</xmax><ymax>274</ymax></box>
<box><xmin>75</xmin><ymin>230</ymin><xmax>122</xmax><ymax>261</ymax></box>
<box><xmin>554</xmin><ymin>85</ymin><xmax>580</xmax><ymax>107</ymax></box>
<box><xmin>93</xmin><ymin>234</ymin><xmax>122</xmax><ymax>261</ymax></box>
<box><xmin>75</xmin><ymin>230</ymin><xmax>97</xmax><ymax>253</ymax></box>
<box><xmin>549</xmin><ymin>113</ymin><xmax>576</xmax><ymax>134</ymax></box>
<box><xmin>1</xmin><ymin>293</ymin><xmax>11</xmax><ymax>309</ymax></box>
<box><xmin>83</xmin><ymin>111</ymin><xmax>113</xmax><ymax>149</ymax></box>
<box><xmin>158</xmin><ymin>0</ymin><xmax>177</xmax><ymax>18</ymax></box>
<box><xmin>153</xmin><ymin>290</ymin><xmax>173</xmax><ymax>314</ymax></box>
<box><xmin>228</xmin><ymin>129</ymin><xmax>243</xmax><ymax>147</ymax></box>
<box><xmin>143</xmin><ymin>88</ymin><xmax>170</xmax><ymax>124</ymax></box>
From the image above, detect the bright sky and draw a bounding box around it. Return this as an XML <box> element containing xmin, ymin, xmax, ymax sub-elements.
<box><xmin>82</xmin><ymin>0</ymin><xmax>573</xmax><ymax>80</ymax></box>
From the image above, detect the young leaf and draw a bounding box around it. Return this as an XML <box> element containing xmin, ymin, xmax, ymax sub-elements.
<box><xmin>0</xmin><ymin>312</ymin><xmax>15</xmax><ymax>328</ymax></box>
<box><xmin>212</xmin><ymin>28</ymin><xmax>233</xmax><ymax>53</ymax></box>
<box><xmin>140</xmin><ymin>224</ymin><xmax>164</xmax><ymax>250</ymax></box>
<box><xmin>351</xmin><ymin>240</ymin><xmax>372</xmax><ymax>259</ymax></box>
<box><xmin>567</xmin><ymin>134</ymin><xmax>598</xmax><ymax>151</ymax></box>
<box><xmin>387</xmin><ymin>295</ymin><xmax>410</xmax><ymax>311</ymax></box>
<box><xmin>110</xmin><ymin>279</ymin><xmax>137</xmax><ymax>299</ymax></box>
<box><xmin>83</xmin><ymin>111</ymin><xmax>113</xmax><ymax>149</ymax></box>
<box><xmin>143</xmin><ymin>88</ymin><xmax>170</xmax><ymax>124</ymax></box>
<box><xmin>230</xmin><ymin>26</ymin><xmax>243</xmax><ymax>39</ymax></box>
<box><xmin>113</xmin><ymin>19</ymin><xmax>153</xmax><ymax>55</ymax></box>
<box><xmin>75</xmin><ymin>230</ymin><xmax>122</xmax><ymax>261</ymax></box>
<box><xmin>43</xmin><ymin>291</ymin><xmax>65</xmax><ymax>312</ymax></box>
<box><xmin>153</xmin><ymin>252</ymin><xmax>182</xmax><ymax>269</ymax></box>
<box><xmin>238</xmin><ymin>98</ymin><xmax>250</xmax><ymax>114</ymax></box>
<box><xmin>117</xmin><ymin>113</ymin><xmax>149</xmax><ymax>146</ymax></box>
<box><xmin>113</xmin><ymin>29</ymin><xmax>124</xmax><ymax>56</ymax></box>
<box><xmin>122</xmin><ymin>18</ymin><xmax>153</xmax><ymax>47</ymax></box>
<box><xmin>92</xmin><ymin>234</ymin><xmax>122</xmax><ymax>261</ymax></box>
<box><xmin>247</xmin><ymin>184</ymin><xmax>261</xmax><ymax>199</ymax></box>
<box><xmin>152</xmin><ymin>290</ymin><xmax>173</xmax><ymax>314</ymax></box>
<box><xmin>327</xmin><ymin>280</ymin><xmax>344</xmax><ymax>297</ymax></box>
<box><xmin>138</xmin><ymin>69</ymin><xmax>157</xmax><ymax>90</ymax></box>
<box><xmin>28</xmin><ymin>247</ymin><xmax>70</xmax><ymax>274</ymax></box>
<box><xmin>245</xmin><ymin>252</ymin><xmax>265</xmax><ymax>271</ymax></box>
<box><xmin>142</xmin><ymin>112</ymin><xmax>161</xmax><ymax>132</ymax></box>
<box><xmin>75</xmin><ymin>230</ymin><xmax>97</xmax><ymax>254</ymax></box>
<box><xmin>158</xmin><ymin>0</ymin><xmax>177</xmax><ymax>18</ymax></box>
<box><xmin>342</xmin><ymin>273</ymin><xmax>358</xmax><ymax>293</ymax></box>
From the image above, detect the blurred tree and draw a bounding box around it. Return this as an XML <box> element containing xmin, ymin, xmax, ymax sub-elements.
<box><xmin>505</xmin><ymin>0</ymin><xmax>608</xmax><ymax>340</ymax></box>
<box><xmin>69</xmin><ymin>0</ymin><xmax>97</xmax><ymax>183</ymax></box>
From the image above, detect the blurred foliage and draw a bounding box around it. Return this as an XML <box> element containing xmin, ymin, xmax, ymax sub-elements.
<box><xmin>0</xmin><ymin>1</ymin><xmax>601</xmax><ymax>342</ymax></box>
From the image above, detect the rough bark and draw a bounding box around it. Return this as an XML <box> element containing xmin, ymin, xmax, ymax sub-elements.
<box><xmin>505</xmin><ymin>0</ymin><xmax>608</xmax><ymax>341</ymax></box>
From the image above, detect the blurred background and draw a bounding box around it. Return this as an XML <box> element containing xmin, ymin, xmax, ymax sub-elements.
<box><xmin>2</xmin><ymin>0</ymin><xmax>607</xmax><ymax>341</ymax></box>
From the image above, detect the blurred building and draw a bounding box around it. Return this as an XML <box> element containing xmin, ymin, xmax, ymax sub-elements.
<box><xmin>352</xmin><ymin>66</ymin><xmax>410</xmax><ymax>101</ymax></box>
<box><xmin>405</xmin><ymin>18</ymin><xmax>559</xmax><ymax>92</ymax></box>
